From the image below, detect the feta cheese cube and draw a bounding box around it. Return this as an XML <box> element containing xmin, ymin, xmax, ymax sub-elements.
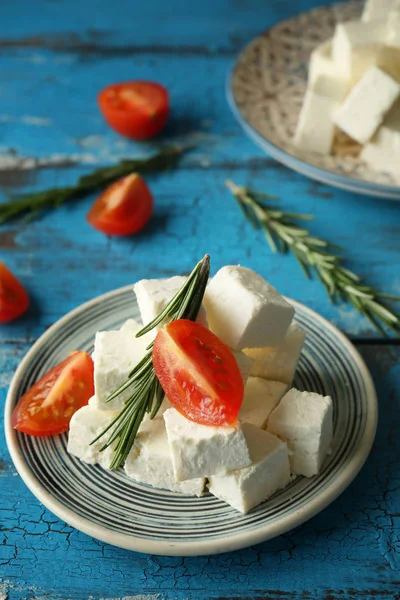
<box><xmin>387</xmin><ymin>1</ymin><xmax>400</xmax><ymax>47</ymax></box>
<box><xmin>239</xmin><ymin>378</ymin><xmax>288</xmax><ymax>429</ymax></box>
<box><xmin>133</xmin><ymin>276</ymin><xmax>208</xmax><ymax>330</ymax></box>
<box><xmin>124</xmin><ymin>417</ymin><xmax>205</xmax><ymax>496</ymax></box>
<box><xmin>92</xmin><ymin>319</ymin><xmax>155</xmax><ymax>411</ymax></box>
<box><xmin>208</xmin><ymin>423</ymin><xmax>290</xmax><ymax>513</ymax></box>
<box><xmin>67</xmin><ymin>405</ymin><xmax>120</xmax><ymax>469</ymax></box>
<box><xmin>361</xmin><ymin>101</ymin><xmax>400</xmax><ymax>178</ymax></box>
<box><xmin>233</xmin><ymin>350</ymin><xmax>253</xmax><ymax>385</ymax></box>
<box><xmin>268</xmin><ymin>388</ymin><xmax>333</xmax><ymax>477</ymax></box>
<box><xmin>294</xmin><ymin>73</ymin><xmax>348</xmax><ymax>155</ymax></box>
<box><xmin>309</xmin><ymin>40</ymin><xmax>349</xmax><ymax>93</ymax></box>
<box><xmin>163</xmin><ymin>408</ymin><xmax>251</xmax><ymax>481</ymax></box>
<box><xmin>294</xmin><ymin>88</ymin><xmax>337</xmax><ymax>155</ymax></box>
<box><xmin>362</xmin><ymin>0</ymin><xmax>394</xmax><ymax>22</ymax></box>
<box><xmin>204</xmin><ymin>266</ymin><xmax>294</xmax><ymax>350</ymax></box>
<box><xmin>334</xmin><ymin>67</ymin><xmax>400</xmax><ymax>144</ymax></box>
<box><xmin>309</xmin><ymin>40</ymin><xmax>333</xmax><ymax>85</ymax></box>
<box><xmin>88</xmin><ymin>394</ymin><xmax>97</xmax><ymax>408</ymax></box>
<box><xmin>244</xmin><ymin>324</ymin><xmax>306</xmax><ymax>385</ymax></box>
<box><xmin>332</xmin><ymin>21</ymin><xmax>388</xmax><ymax>85</ymax></box>
<box><xmin>119</xmin><ymin>318</ymin><xmax>143</xmax><ymax>332</ymax></box>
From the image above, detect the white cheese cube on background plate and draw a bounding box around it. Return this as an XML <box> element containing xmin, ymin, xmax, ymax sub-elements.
<box><xmin>163</xmin><ymin>408</ymin><xmax>251</xmax><ymax>481</ymax></box>
<box><xmin>334</xmin><ymin>67</ymin><xmax>400</xmax><ymax>144</ymax></box>
<box><xmin>239</xmin><ymin>378</ymin><xmax>288</xmax><ymax>429</ymax></box>
<box><xmin>244</xmin><ymin>324</ymin><xmax>306</xmax><ymax>385</ymax></box>
<box><xmin>308</xmin><ymin>40</ymin><xmax>349</xmax><ymax>92</ymax></box>
<box><xmin>332</xmin><ymin>21</ymin><xmax>388</xmax><ymax>85</ymax></box>
<box><xmin>204</xmin><ymin>266</ymin><xmax>294</xmax><ymax>350</ymax></box>
<box><xmin>268</xmin><ymin>388</ymin><xmax>333</xmax><ymax>477</ymax></box>
<box><xmin>361</xmin><ymin>101</ymin><xmax>400</xmax><ymax>179</ymax></box>
<box><xmin>92</xmin><ymin>319</ymin><xmax>155</xmax><ymax>411</ymax></box>
<box><xmin>134</xmin><ymin>276</ymin><xmax>208</xmax><ymax>330</ymax></box>
<box><xmin>293</xmin><ymin>74</ymin><xmax>348</xmax><ymax>155</ymax></box>
<box><xmin>124</xmin><ymin>417</ymin><xmax>205</xmax><ymax>496</ymax></box>
<box><xmin>208</xmin><ymin>423</ymin><xmax>290</xmax><ymax>513</ymax></box>
<box><xmin>67</xmin><ymin>404</ymin><xmax>120</xmax><ymax>469</ymax></box>
<box><xmin>387</xmin><ymin>1</ymin><xmax>400</xmax><ymax>47</ymax></box>
<box><xmin>362</xmin><ymin>0</ymin><xmax>394</xmax><ymax>22</ymax></box>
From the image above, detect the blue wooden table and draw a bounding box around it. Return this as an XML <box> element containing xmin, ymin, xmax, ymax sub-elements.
<box><xmin>1</xmin><ymin>1</ymin><xmax>400</xmax><ymax>598</ymax></box>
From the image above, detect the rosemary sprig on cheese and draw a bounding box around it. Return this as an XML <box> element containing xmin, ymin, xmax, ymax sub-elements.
<box><xmin>91</xmin><ymin>254</ymin><xmax>210</xmax><ymax>470</ymax></box>
<box><xmin>0</xmin><ymin>145</ymin><xmax>189</xmax><ymax>224</ymax></box>
<box><xmin>226</xmin><ymin>180</ymin><xmax>400</xmax><ymax>336</ymax></box>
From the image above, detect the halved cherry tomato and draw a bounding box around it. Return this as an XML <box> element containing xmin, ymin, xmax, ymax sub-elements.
<box><xmin>87</xmin><ymin>173</ymin><xmax>153</xmax><ymax>236</ymax></box>
<box><xmin>0</xmin><ymin>262</ymin><xmax>29</xmax><ymax>323</ymax></box>
<box><xmin>12</xmin><ymin>351</ymin><xmax>94</xmax><ymax>436</ymax></box>
<box><xmin>98</xmin><ymin>81</ymin><xmax>169</xmax><ymax>140</ymax></box>
<box><xmin>153</xmin><ymin>320</ymin><xmax>244</xmax><ymax>426</ymax></box>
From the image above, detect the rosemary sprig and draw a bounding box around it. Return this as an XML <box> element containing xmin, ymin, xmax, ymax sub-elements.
<box><xmin>0</xmin><ymin>145</ymin><xmax>189</xmax><ymax>224</ymax></box>
<box><xmin>91</xmin><ymin>254</ymin><xmax>210</xmax><ymax>470</ymax></box>
<box><xmin>226</xmin><ymin>180</ymin><xmax>400</xmax><ymax>336</ymax></box>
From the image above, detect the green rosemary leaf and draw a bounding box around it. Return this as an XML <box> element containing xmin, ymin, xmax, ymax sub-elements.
<box><xmin>377</xmin><ymin>292</ymin><xmax>400</xmax><ymax>301</ymax></box>
<box><xmin>150</xmin><ymin>381</ymin><xmax>165</xmax><ymax>419</ymax></box>
<box><xmin>284</xmin><ymin>212</ymin><xmax>315</xmax><ymax>221</ymax></box>
<box><xmin>262</xmin><ymin>225</ymin><xmax>278</xmax><ymax>253</ymax></box>
<box><xmin>226</xmin><ymin>180</ymin><xmax>400</xmax><ymax>336</ymax></box>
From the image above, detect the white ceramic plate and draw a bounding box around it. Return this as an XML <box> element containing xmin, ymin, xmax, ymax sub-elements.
<box><xmin>5</xmin><ymin>286</ymin><xmax>377</xmax><ymax>556</ymax></box>
<box><xmin>228</xmin><ymin>0</ymin><xmax>400</xmax><ymax>200</ymax></box>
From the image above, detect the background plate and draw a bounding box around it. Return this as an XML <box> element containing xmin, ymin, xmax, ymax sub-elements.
<box><xmin>5</xmin><ymin>286</ymin><xmax>377</xmax><ymax>556</ymax></box>
<box><xmin>228</xmin><ymin>0</ymin><xmax>400</xmax><ymax>200</ymax></box>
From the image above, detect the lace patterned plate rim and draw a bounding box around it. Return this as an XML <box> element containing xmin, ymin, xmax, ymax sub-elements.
<box><xmin>5</xmin><ymin>285</ymin><xmax>377</xmax><ymax>556</ymax></box>
<box><xmin>228</xmin><ymin>0</ymin><xmax>400</xmax><ymax>200</ymax></box>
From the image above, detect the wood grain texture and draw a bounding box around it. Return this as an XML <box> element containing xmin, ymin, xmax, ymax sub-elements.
<box><xmin>1</xmin><ymin>0</ymin><xmax>399</xmax><ymax>598</ymax></box>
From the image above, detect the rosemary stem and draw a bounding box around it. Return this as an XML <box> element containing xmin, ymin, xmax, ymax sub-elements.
<box><xmin>226</xmin><ymin>180</ymin><xmax>400</xmax><ymax>337</ymax></box>
<box><xmin>0</xmin><ymin>146</ymin><xmax>190</xmax><ymax>225</ymax></box>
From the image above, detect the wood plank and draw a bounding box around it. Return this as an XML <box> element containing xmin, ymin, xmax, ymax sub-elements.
<box><xmin>0</xmin><ymin>0</ymin><xmax>330</xmax><ymax>52</ymax></box>
<box><xmin>1</xmin><ymin>159</ymin><xmax>399</xmax><ymax>340</ymax></box>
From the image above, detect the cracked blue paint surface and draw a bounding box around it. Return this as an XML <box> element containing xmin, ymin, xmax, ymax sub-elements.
<box><xmin>1</xmin><ymin>0</ymin><xmax>400</xmax><ymax>598</ymax></box>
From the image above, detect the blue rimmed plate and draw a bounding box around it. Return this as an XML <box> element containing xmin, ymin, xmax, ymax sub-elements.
<box><xmin>228</xmin><ymin>0</ymin><xmax>400</xmax><ymax>200</ymax></box>
<box><xmin>5</xmin><ymin>287</ymin><xmax>377</xmax><ymax>556</ymax></box>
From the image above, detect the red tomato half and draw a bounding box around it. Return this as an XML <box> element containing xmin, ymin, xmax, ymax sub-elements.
<box><xmin>98</xmin><ymin>81</ymin><xmax>169</xmax><ymax>140</ymax></box>
<box><xmin>87</xmin><ymin>173</ymin><xmax>153</xmax><ymax>236</ymax></box>
<box><xmin>0</xmin><ymin>262</ymin><xmax>29</xmax><ymax>323</ymax></box>
<box><xmin>12</xmin><ymin>351</ymin><xmax>94</xmax><ymax>436</ymax></box>
<box><xmin>153</xmin><ymin>320</ymin><xmax>244</xmax><ymax>426</ymax></box>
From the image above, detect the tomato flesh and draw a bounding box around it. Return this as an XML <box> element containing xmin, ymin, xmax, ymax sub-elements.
<box><xmin>12</xmin><ymin>351</ymin><xmax>94</xmax><ymax>436</ymax></box>
<box><xmin>0</xmin><ymin>262</ymin><xmax>29</xmax><ymax>323</ymax></box>
<box><xmin>87</xmin><ymin>173</ymin><xmax>153</xmax><ymax>236</ymax></box>
<box><xmin>98</xmin><ymin>81</ymin><xmax>169</xmax><ymax>140</ymax></box>
<box><xmin>153</xmin><ymin>320</ymin><xmax>244</xmax><ymax>426</ymax></box>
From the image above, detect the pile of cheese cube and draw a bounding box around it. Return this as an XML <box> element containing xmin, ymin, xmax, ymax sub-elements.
<box><xmin>294</xmin><ymin>0</ymin><xmax>400</xmax><ymax>179</ymax></box>
<box><xmin>68</xmin><ymin>266</ymin><xmax>333</xmax><ymax>514</ymax></box>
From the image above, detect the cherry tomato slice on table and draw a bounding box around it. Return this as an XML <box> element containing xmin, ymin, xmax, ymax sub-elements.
<box><xmin>87</xmin><ymin>173</ymin><xmax>153</xmax><ymax>236</ymax></box>
<box><xmin>12</xmin><ymin>351</ymin><xmax>94</xmax><ymax>436</ymax></box>
<box><xmin>153</xmin><ymin>320</ymin><xmax>244</xmax><ymax>427</ymax></box>
<box><xmin>98</xmin><ymin>81</ymin><xmax>169</xmax><ymax>140</ymax></box>
<box><xmin>0</xmin><ymin>262</ymin><xmax>29</xmax><ymax>323</ymax></box>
